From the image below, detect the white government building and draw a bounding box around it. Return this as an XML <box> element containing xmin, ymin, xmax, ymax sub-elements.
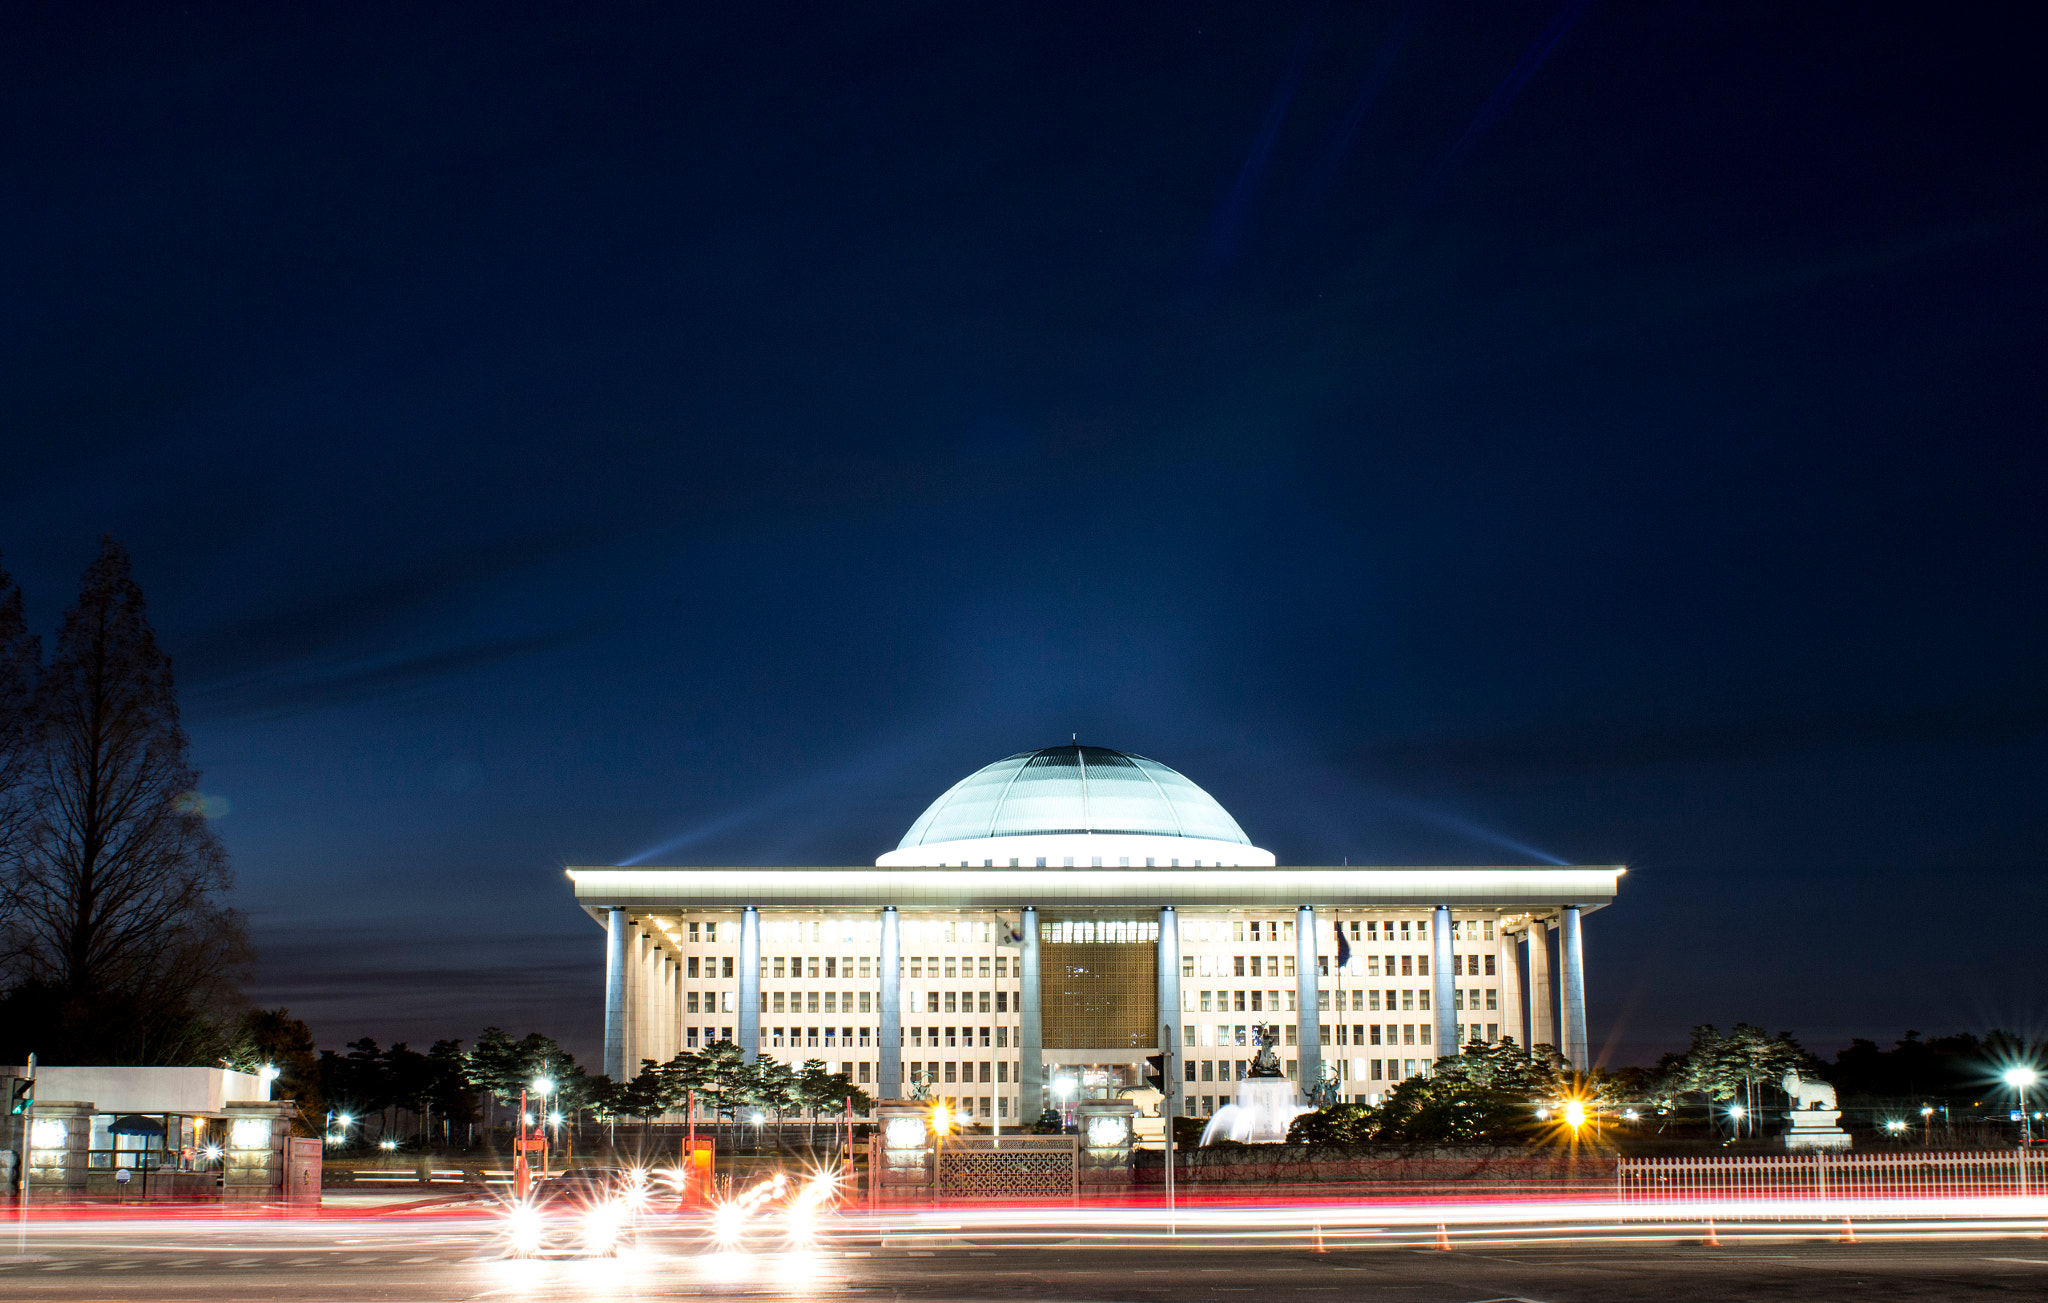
<box><xmin>569</xmin><ymin>745</ymin><xmax>1621</xmax><ymax>1122</ymax></box>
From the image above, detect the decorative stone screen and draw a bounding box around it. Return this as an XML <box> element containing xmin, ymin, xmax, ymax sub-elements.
<box><xmin>1042</xmin><ymin>938</ymin><xmax>1158</xmax><ymax>1051</ymax></box>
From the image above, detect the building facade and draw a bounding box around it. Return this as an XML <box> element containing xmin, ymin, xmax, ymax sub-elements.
<box><xmin>569</xmin><ymin>745</ymin><xmax>1620</xmax><ymax>1121</ymax></box>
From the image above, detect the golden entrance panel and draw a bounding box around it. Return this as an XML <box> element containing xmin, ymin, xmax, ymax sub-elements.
<box><xmin>1042</xmin><ymin>941</ymin><xmax>1158</xmax><ymax>1050</ymax></box>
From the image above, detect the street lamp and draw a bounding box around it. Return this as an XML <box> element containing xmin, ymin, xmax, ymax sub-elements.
<box><xmin>1727</xmin><ymin>1103</ymin><xmax>1746</xmax><ymax>1140</ymax></box>
<box><xmin>2005</xmin><ymin>1067</ymin><xmax>2039</xmax><ymax>1145</ymax></box>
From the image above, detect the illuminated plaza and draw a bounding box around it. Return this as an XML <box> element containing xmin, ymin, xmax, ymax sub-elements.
<box><xmin>570</xmin><ymin>744</ymin><xmax>1622</xmax><ymax>1119</ymax></box>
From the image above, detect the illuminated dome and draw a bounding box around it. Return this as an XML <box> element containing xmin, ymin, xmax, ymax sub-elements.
<box><xmin>875</xmin><ymin>745</ymin><xmax>1274</xmax><ymax>868</ymax></box>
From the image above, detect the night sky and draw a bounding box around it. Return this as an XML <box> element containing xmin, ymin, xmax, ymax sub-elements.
<box><xmin>2</xmin><ymin>3</ymin><xmax>2043</xmax><ymax>1073</ymax></box>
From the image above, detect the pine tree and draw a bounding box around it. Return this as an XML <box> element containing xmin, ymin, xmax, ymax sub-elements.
<box><xmin>2</xmin><ymin>537</ymin><xmax>250</xmax><ymax>1063</ymax></box>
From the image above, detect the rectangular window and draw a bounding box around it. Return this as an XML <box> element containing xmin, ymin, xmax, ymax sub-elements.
<box><xmin>1487</xmin><ymin>1023</ymin><xmax>1498</xmax><ymax>1041</ymax></box>
<box><xmin>944</xmin><ymin>1062</ymin><xmax>957</xmax><ymax>1084</ymax></box>
<box><xmin>910</xmin><ymin>957</ymin><xmax>922</xmax><ymax>978</ymax></box>
<box><xmin>1400</xmin><ymin>921</ymin><xmax>1410</xmax><ymax>941</ymax></box>
<box><xmin>688</xmin><ymin>922</ymin><xmax>701</xmax><ymax>942</ymax></box>
<box><xmin>823</xmin><ymin>957</ymin><xmax>835</xmax><ymax>979</ymax></box>
<box><xmin>860</xmin><ymin>1027</ymin><xmax>871</xmax><ymax>1047</ymax></box>
<box><xmin>1417</xmin><ymin>956</ymin><xmax>1429</xmax><ymax>976</ymax></box>
<box><xmin>1284</xmin><ymin>1024</ymin><xmax>1297</xmax><ymax>1046</ymax></box>
<box><xmin>996</xmin><ymin>1026</ymin><xmax>1008</xmax><ymax>1048</ymax></box>
<box><xmin>1200</xmin><ymin>990</ymin><xmax>1213</xmax><ymax>1012</ymax></box>
<box><xmin>1283</xmin><ymin>955</ymin><xmax>1295</xmax><ymax>977</ymax></box>
<box><xmin>1336</xmin><ymin>1024</ymin><xmax>1348</xmax><ymax>1047</ymax></box>
<box><xmin>927</xmin><ymin>992</ymin><xmax>940</xmax><ymax>1013</ymax></box>
<box><xmin>859</xmin><ymin>992</ymin><xmax>872</xmax><ymax>1013</ymax></box>
<box><xmin>1352</xmin><ymin>990</ymin><xmax>1364</xmax><ymax>1012</ymax></box>
<box><xmin>1487</xmin><ymin>989</ymin><xmax>1498</xmax><ymax>1010</ymax></box>
<box><xmin>979</xmin><ymin>957</ymin><xmax>991</xmax><ymax>978</ymax></box>
<box><xmin>1201</xmin><ymin>1059</ymin><xmax>1214</xmax><ymax>1082</ymax></box>
<box><xmin>1317</xmin><ymin>990</ymin><xmax>1329</xmax><ymax>1012</ymax></box>
<box><xmin>1367</xmin><ymin>955</ymin><xmax>1379</xmax><ymax>977</ymax></box>
<box><xmin>1249</xmin><ymin>955</ymin><xmax>1262</xmax><ymax>978</ymax></box>
<box><xmin>1250</xmin><ymin>990</ymin><xmax>1262</xmax><ymax>1012</ymax></box>
<box><xmin>1400</xmin><ymin>955</ymin><xmax>1412</xmax><ymax>977</ymax></box>
<box><xmin>945</xmin><ymin>1027</ymin><xmax>957</xmax><ymax>1048</ymax></box>
<box><xmin>1236</xmin><ymin>1025</ymin><xmax>1248</xmax><ymax>1047</ymax></box>
<box><xmin>1419</xmin><ymin>1024</ymin><xmax>1431</xmax><ymax>1045</ymax></box>
<box><xmin>996</xmin><ymin>957</ymin><xmax>1008</xmax><ymax>978</ymax></box>
<box><xmin>997</xmin><ymin>1060</ymin><xmax>1008</xmax><ymax>1083</ymax></box>
<box><xmin>1454</xmin><ymin>989</ymin><xmax>1464</xmax><ymax>1011</ymax></box>
<box><xmin>979</xmin><ymin>991</ymin><xmax>990</xmax><ymax>1014</ymax></box>
<box><xmin>1234</xmin><ymin>991</ymin><xmax>1246</xmax><ymax>1012</ymax></box>
<box><xmin>1401</xmin><ymin>990</ymin><xmax>1414</xmax><ymax>1012</ymax></box>
<box><xmin>1250</xmin><ymin>921</ymin><xmax>1261</xmax><ymax>941</ymax></box>
<box><xmin>688</xmin><ymin>1027</ymin><xmax>700</xmax><ymax>1048</ymax></box>
<box><xmin>722</xmin><ymin>957</ymin><xmax>733</xmax><ymax>978</ymax></box>
<box><xmin>944</xmin><ymin>991</ymin><xmax>957</xmax><ymax>1014</ymax></box>
<box><xmin>859</xmin><ymin>956</ymin><xmax>871</xmax><ymax>979</ymax></box>
<box><xmin>1418</xmin><ymin>991</ymin><xmax>1430</xmax><ymax>1011</ymax></box>
<box><xmin>979</xmin><ymin>1026</ymin><xmax>991</xmax><ymax>1048</ymax></box>
<box><xmin>1185</xmin><ymin>1059</ymin><xmax>1197</xmax><ymax>1082</ymax></box>
<box><xmin>688</xmin><ymin>957</ymin><xmax>701</xmax><ymax>978</ymax></box>
<box><xmin>1182</xmin><ymin>955</ymin><xmax>1195</xmax><ymax>978</ymax></box>
<box><xmin>996</xmin><ymin>991</ymin><xmax>1008</xmax><ymax>1013</ymax></box>
<box><xmin>1319</xmin><ymin>1025</ymin><xmax>1331</xmax><ymax>1046</ymax></box>
<box><xmin>1367</xmin><ymin>990</ymin><xmax>1379</xmax><ymax>1012</ymax></box>
<box><xmin>1350</xmin><ymin>921</ymin><xmax>1361</xmax><ymax>941</ymax></box>
<box><xmin>688</xmin><ymin>992</ymin><xmax>701</xmax><ymax>1014</ymax></box>
<box><xmin>706</xmin><ymin>923</ymin><xmax>718</xmax><ymax>942</ymax></box>
<box><xmin>1183</xmin><ymin>1024</ymin><xmax>1194</xmax><ymax>1047</ymax></box>
<box><xmin>1403</xmin><ymin>1024</ymin><xmax>1415</xmax><ymax>1045</ymax></box>
<box><xmin>1234</xmin><ymin>921</ymin><xmax>1245</xmax><ymax>942</ymax></box>
<box><xmin>944</xmin><ymin>958</ymin><xmax>956</xmax><ymax>979</ymax></box>
<box><xmin>1369</xmin><ymin>1024</ymin><xmax>1382</xmax><ymax>1045</ymax></box>
<box><xmin>1234</xmin><ymin>956</ymin><xmax>1246</xmax><ymax>977</ymax></box>
<box><xmin>1371</xmin><ymin>1059</ymin><xmax>1384</xmax><ymax>1080</ymax></box>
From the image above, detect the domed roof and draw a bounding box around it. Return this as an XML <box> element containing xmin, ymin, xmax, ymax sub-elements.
<box><xmin>896</xmin><ymin>745</ymin><xmax>1253</xmax><ymax>850</ymax></box>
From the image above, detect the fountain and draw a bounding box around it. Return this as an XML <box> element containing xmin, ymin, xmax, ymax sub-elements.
<box><xmin>1199</xmin><ymin>1024</ymin><xmax>1313</xmax><ymax>1145</ymax></box>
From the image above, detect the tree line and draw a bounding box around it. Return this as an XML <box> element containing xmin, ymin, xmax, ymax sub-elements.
<box><xmin>239</xmin><ymin>1009</ymin><xmax>869</xmax><ymax>1148</ymax></box>
<box><xmin>1283</xmin><ymin>1024</ymin><xmax>2044</xmax><ymax>1148</ymax></box>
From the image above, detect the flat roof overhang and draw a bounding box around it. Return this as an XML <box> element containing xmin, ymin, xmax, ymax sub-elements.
<box><xmin>567</xmin><ymin>864</ymin><xmax>1622</xmax><ymax>924</ymax></box>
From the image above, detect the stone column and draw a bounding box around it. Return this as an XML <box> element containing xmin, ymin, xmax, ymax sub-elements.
<box><xmin>1525</xmin><ymin>919</ymin><xmax>1557</xmax><ymax>1051</ymax></box>
<box><xmin>739</xmin><ymin>906</ymin><xmax>761</xmax><ymax>1060</ymax></box>
<box><xmin>1156</xmin><ymin>906</ymin><xmax>1181</xmax><ymax>1119</ymax></box>
<box><xmin>879</xmin><ymin>907</ymin><xmax>901</xmax><ymax>1099</ymax></box>
<box><xmin>1295</xmin><ymin>905</ymin><xmax>1320</xmax><ymax>1096</ymax></box>
<box><xmin>1432</xmin><ymin>905</ymin><xmax>1455</xmax><ymax>1062</ymax></box>
<box><xmin>1020</xmin><ymin>906</ymin><xmax>1043</xmax><ymax>1120</ymax></box>
<box><xmin>1560</xmin><ymin>905</ymin><xmax>1588</xmax><ymax>1072</ymax></box>
<box><xmin>671</xmin><ymin>956</ymin><xmax>684</xmax><ymax>1061</ymax></box>
<box><xmin>1497</xmin><ymin>923</ymin><xmax>1526</xmax><ymax>1047</ymax></box>
<box><xmin>222</xmin><ymin>1101</ymin><xmax>300</xmax><ymax>1202</ymax></box>
<box><xmin>603</xmin><ymin>907</ymin><xmax>627</xmax><ymax>1080</ymax></box>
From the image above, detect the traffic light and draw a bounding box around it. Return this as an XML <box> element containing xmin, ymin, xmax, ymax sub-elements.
<box><xmin>1142</xmin><ymin>1054</ymin><xmax>1166</xmax><ymax>1094</ymax></box>
<box><xmin>9</xmin><ymin>1077</ymin><xmax>32</xmax><ymax>1115</ymax></box>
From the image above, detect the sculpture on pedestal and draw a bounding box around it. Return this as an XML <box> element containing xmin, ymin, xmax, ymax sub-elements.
<box><xmin>1781</xmin><ymin>1071</ymin><xmax>1849</xmax><ymax>1151</ymax></box>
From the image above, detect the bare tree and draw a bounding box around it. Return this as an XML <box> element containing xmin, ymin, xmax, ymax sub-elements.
<box><xmin>0</xmin><ymin>555</ymin><xmax>37</xmax><ymax>889</ymax></box>
<box><xmin>2</xmin><ymin>537</ymin><xmax>251</xmax><ymax>1063</ymax></box>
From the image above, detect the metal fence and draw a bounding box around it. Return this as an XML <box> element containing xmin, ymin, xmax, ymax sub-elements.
<box><xmin>1618</xmin><ymin>1150</ymin><xmax>2048</xmax><ymax>1201</ymax></box>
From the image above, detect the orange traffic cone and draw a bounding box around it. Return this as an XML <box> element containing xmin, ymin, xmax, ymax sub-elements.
<box><xmin>1702</xmin><ymin>1219</ymin><xmax>1720</xmax><ymax>1248</ymax></box>
<box><xmin>1310</xmin><ymin>1225</ymin><xmax>1327</xmax><ymax>1253</ymax></box>
<box><xmin>1838</xmin><ymin>1217</ymin><xmax>1856</xmax><ymax>1245</ymax></box>
<box><xmin>1435</xmin><ymin>1224</ymin><xmax>1452</xmax><ymax>1251</ymax></box>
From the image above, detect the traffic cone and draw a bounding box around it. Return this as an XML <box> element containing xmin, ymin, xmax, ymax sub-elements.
<box><xmin>1435</xmin><ymin>1224</ymin><xmax>1452</xmax><ymax>1251</ymax></box>
<box><xmin>1310</xmin><ymin>1225</ymin><xmax>1326</xmax><ymax>1253</ymax></box>
<box><xmin>1838</xmin><ymin>1217</ymin><xmax>1856</xmax><ymax>1245</ymax></box>
<box><xmin>1702</xmin><ymin>1219</ymin><xmax>1720</xmax><ymax>1248</ymax></box>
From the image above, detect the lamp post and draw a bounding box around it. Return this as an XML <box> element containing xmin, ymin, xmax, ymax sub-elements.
<box><xmin>930</xmin><ymin>1101</ymin><xmax>952</xmax><ymax>1207</ymax></box>
<box><xmin>531</xmin><ymin>1078</ymin><xmax>555</xmax><ymax>1177</ymax></box>
<box><xmin>2006</xmin><ymin>1067</ymin><xmax>2039</xmax><ymax>1146</ymax></box>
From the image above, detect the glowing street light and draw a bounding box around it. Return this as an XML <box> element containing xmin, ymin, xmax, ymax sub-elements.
<box><xmin>1563</xmin><ymin>1100</ymin><xmax>1587</xmax><ymax>1131</ymax></box>
<box><xmin>2006</xmin><ymin>1067</ymin><xmax>2040</xmax><ymax>1144</ymax></box>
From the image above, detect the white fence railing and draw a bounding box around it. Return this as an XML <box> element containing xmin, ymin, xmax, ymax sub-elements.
<box><xmin>1618</xmin><ymin>1150</ymin><xmax>2048</xmax><ymax>1201</ymax></box>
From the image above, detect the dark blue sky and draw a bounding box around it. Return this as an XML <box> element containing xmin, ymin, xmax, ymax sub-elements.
<box><xmin>3</xmin><ymin>2</ymin><xmax>2043</xmax><ymax>1071</ymax></box>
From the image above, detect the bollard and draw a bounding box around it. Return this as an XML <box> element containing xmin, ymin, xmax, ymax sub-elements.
<box><xmin>1310</xmin><ymin>1226</ymin><xmax>1326</xmax><ymax>1253</ymax></box>
<box><xmin>1702</xmin><ymin>1219</ymin><xmax>1720</xmax><ymax>1248</ymax></box>
<box><xmin>1838</xmin><ymin>1217</ymin><xmax>1856</xmax><ymax>1245</ymax></box>
<box><xmin>1435</xmin><ymin>1224</ymin><xmax>1451</xmax><ymax>1251</ymax></box>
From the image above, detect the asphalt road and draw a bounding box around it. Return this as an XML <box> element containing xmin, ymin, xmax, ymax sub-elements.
<box><xmin>4</xmin><ymin>1219</ymin><xmax>2048</xmax><ymax>1302</ymax></box>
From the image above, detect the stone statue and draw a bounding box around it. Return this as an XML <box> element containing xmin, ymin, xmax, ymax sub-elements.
<box><xmin>1781</xmin><ymin>1070</ymin><xmax>1848</xmax><ymax>1151</ymax></box>
<box><xmin>1248</xmin><ymin>1023</ymin><xmax>1284</xmax><ymax>1078</ymax></box>
<box><xmin>908</xmin><ymin>1069</ymin><xmax>933</xmax><ymax>1102</ymax></box>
